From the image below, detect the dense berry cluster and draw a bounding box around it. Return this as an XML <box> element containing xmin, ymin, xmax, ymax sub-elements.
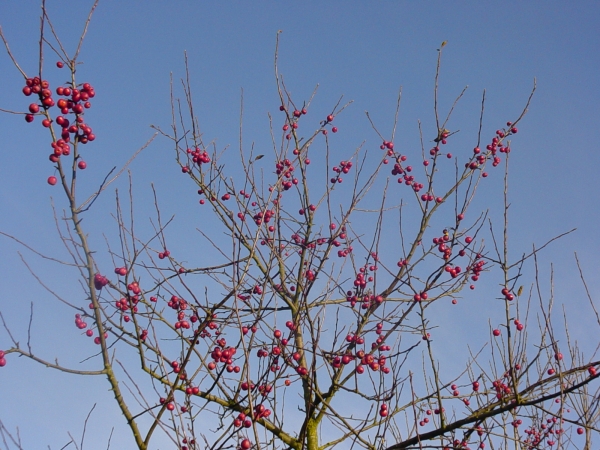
<box><xmin>20</xmin><ymin>64</ymin><xmax>96</xmax><ymax>184</ymax></box>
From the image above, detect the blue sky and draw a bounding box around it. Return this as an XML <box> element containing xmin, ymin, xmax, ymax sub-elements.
<box><xmin>1</xmin><ymin>1</ymin><xmax>599</xmax><ymax>449</ymax></box>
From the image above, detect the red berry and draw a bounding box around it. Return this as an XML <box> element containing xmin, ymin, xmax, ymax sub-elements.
<box><xmin>25</xmin><ymin>114</ymin><xmax>35</xmax><ymax>123</ymax></box>
<box><xmin>331</xmin><ymin>126</ymin><xmax>338</xmax><ymax>133</ymax></box>
<box><xmin>47</xmin><ymin>176</ymin><xmax>58</xmax><ymax>185</ymax></box>
<box><xmin>577</xmin><ymin>427</ymin><xmax>584</xmax><ymax>435</ymax></box>
<box><xmin>28</xmin><ymin>103</ymin><xmax>40</xmax><ymax>113</ymax></box>
<box><xmin>56</xmin><ymin>61</ymin><xmax>64</xmax><ymax>68</ymax></box>
<box><xmin>78</xmin><ymin>161</ymin><xmax>87</xmax><ymax>170</ymax></box>
<box><xmin>492</xmin><ymin>329</ymin><xmax>501</xmax><ymax>337</ymax></box>
<box><xmin>327</xmin><ymin>114</ymin><xmax>334</xmax><ymax>122</ymax></box>
<box><xmin>240</xmin><ymin>439</ymin><xmax>252</xmax><ymax>450</ymax></box>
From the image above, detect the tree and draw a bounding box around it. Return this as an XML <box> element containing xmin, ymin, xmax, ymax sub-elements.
<box><xmin>1</xmin><ymin>3</ymin><xmax>599</xmax><ymax>450</ymax></box>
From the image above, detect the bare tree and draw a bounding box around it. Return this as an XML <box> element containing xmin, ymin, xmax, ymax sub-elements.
<box><xmin>1</xmin><ymin>4</ymin><xmax>598</xmax><ymax>450</ymax></box>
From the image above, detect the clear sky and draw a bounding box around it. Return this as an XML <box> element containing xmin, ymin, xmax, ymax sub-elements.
<box><xmin>1</xmin><ymin>1</ymin><xmax>599</xmax><ymax>448</ymax></box>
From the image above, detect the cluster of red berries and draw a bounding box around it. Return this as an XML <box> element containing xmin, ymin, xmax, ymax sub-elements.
<box><xmin>74</xmin><ymin>313</ymin><xmax>87</xmax><ymax>330</ymax></box>
<box><xmin>164</xmin><ymin>295</ymin><xmax>198</xmax><ymax>331</ymax></box>
<box><xmin>275</xmin><ymin>158</ymin><xmax>297</xmax><ymax>190</ymax></box>
<box><xmin>252</xmin><ymin>208</ymin><xmax>275</xmax><ymax>226</ymax></box>
<box><xmin>330</xmin><ymin>160</ymin><xmax>352</xmax><ymax>184</ymax></box>
<box><xmin>93</xmin><ymin>332</ymin><xmax>108</xmax><ymax>345</ymax></box>
<box><xmin>93</xmin><ymin>273</ymin><xmax>109</xmax><ymax>290</ymax></box>
<box><xmin>115</xmin><ymin>297</ymin><xmax>138</xmax><ymax>314</ymax></box>
<box><xmin>233</xmin><ymin>411</ymin><xmax>253</xmax><ymax>429</ymax></box>
<box><xmin>419</xmin><ymin>408</ymin><xmax>445</xmax><ymax>428</ymax></box>
<box><xmin>501</xmin><ymin>287</ymin><xmax>515</xmax><ymax>301</ymax></box>
<box><xmin>176</xmin><ymin>437</ymin><xmax>195</xmax><ymax>450</ymax></box>
<box><xmin>21</xmin><ymin>65</ymin><xmax>96</xmax><ymax>185</ymax></box>
<box><xmin>338</xmin><ymin>331</ymin><xmax>391</xmax><ymax>374</ymax></box>
<box><xmin>320</xmin><ymin>114</ymin><xmax>337</xmax><ymax>135</ymax></box>
<box><xmin>0</xmin><ymin>350</ymin><xmax>6</xmax><ymax>367</ymax></box>
<box><xmin>379</xmin><ymin>403</ymin><xmax>388</xmax><ymax>417</ymax></box>
<box><xmin>466</xmin><ymin>123</ymin><xmax>518</xmax><ymax>174</ymax></box>
<box><xmin>522</xmin><ymin>417</ymin><xmax>565</xmax><ymax>449</ymax></box>
<box><xmin>469</xmin><ymin>259</ymin><xmax>485</xmax><ymax>282</ymax></box>
<box><xmin>418</xmin><ymin>409</ymin><xmax>435</xmax><ymax>427</ymax></box>
<box><xmin>186</xmin><ymin>147</ymin><xmax>211</xmax><ymax>166</ymax></box>
<box><xmin>356</xmin><ymin>349</ymin><xmax>390</xmax><ymax>374</ymax></box>
<box><xmin>335</xmin><ymin>232</ymin><xmax>352</xmax><ymax>258</ymax></box>
<box><xmin>158</xmin><ymin>249</ymin><xmax>171</xmax><ymax>259</ymax></box>
<box><xmin>389</xmin><ymin>153</ymin><xmax>425</xmax><ymax>192</ymax></box>
<box><xmin>514</xmin><ymin>318</ymin><xmax>525</xmax><ymax>331</ymax></box>
<box><xmin>208</xmin><ymin>338</ymin><xmax>240</xmax><ymax>373</ymax></box>
<box><xmin>279</xmin><ymin>104</ymin><xmax>307</xmax><ymax>140</ymax></box>
<box><xmin>159</xmin><ymin>396</ymin><xmax>176</xmax><ymax>411</ymax></box>
<box><xmin>491</xmin><ymin>376</ymin><xmax>512</xmax><ymax>400</ymax></box>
